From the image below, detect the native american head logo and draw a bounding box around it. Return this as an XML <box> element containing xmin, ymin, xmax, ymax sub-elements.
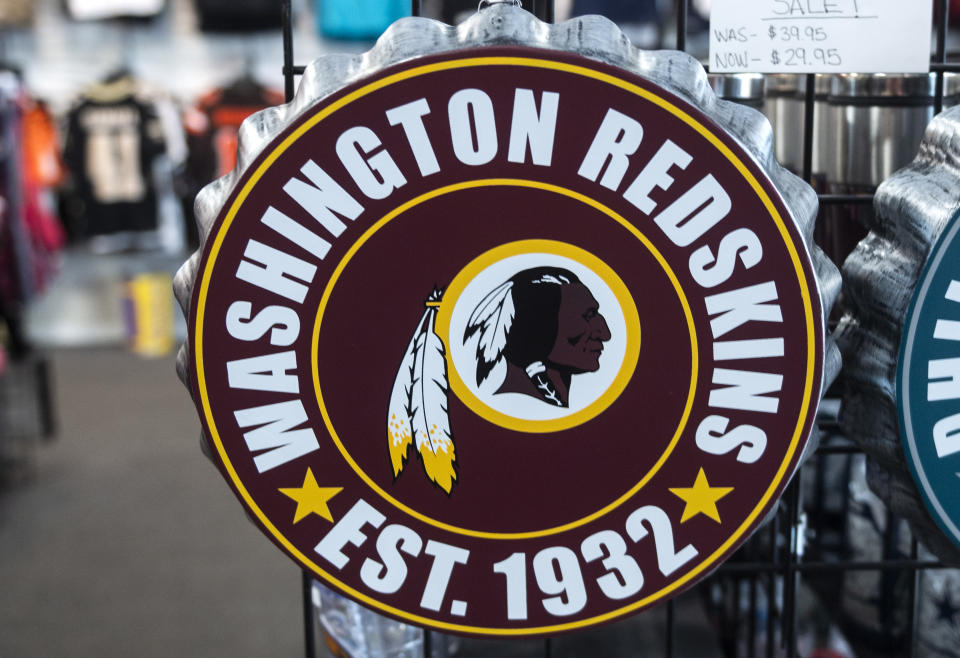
<box><xmin>464</xmin><ymin>267</ymin><xmax>611</xmax><ymax>408</ymax></box>
<box><xmin>387</xmin><ymin>268</ymin><xmax>611</xmax><ymax>495</ymax></box>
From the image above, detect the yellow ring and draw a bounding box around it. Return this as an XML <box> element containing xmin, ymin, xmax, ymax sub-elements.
<box><xmin>435</xmin><ymin>239</ymin><xmax>643</xmax><ymax>433</ymax></box>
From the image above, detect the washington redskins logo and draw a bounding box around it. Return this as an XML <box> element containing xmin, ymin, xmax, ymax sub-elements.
<box><xmin>388</xmin><ymin>239</ymin><xmax>640</xmax><ymax>494</ymax></box>
<box><xmin>181</xmin><ymin>25</ymin><xmax>829</xmax><ymax>636</ymax></box>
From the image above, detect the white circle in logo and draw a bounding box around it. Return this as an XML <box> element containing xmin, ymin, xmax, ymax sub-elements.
<box><xmin>446</xmin><ymin>248</ymin><xmax>634</xmax><ymax>423</ymax></box>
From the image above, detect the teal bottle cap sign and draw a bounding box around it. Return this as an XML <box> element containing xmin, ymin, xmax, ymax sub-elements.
<box><xmin>899</xmin><ymin>210</ymin><xmax>960</xmax><ymax>550</ymax></box>
<box><xmin>838</xmin><ymin>103</ymin><xmax>960</xmax><ymax>565</ymax></box>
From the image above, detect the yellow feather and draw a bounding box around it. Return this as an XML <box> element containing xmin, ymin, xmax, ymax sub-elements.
<box><xmin>410</xmin><ymin>309</ymin><xmax>458</xmax><ymax>493</ymax></box>
<box><xmin>387</xmin><ymin>312</ymin><xmax>426</xmax><ymax>478</ymax></box>
<box><xmin>388</xmin><ymin>414</ymin><xmax>413</xmax><ymax>477</ymax></box>
<box><xmin>418</xmin><ymin>427</ymin><xmax>457</xmax><ymax>494</ymax></box>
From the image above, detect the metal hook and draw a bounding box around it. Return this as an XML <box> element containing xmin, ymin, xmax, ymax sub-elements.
<box><xmin>478</xmin><ymin>0</ymin><xmax>522</xmax><ymax>11</ymax></box>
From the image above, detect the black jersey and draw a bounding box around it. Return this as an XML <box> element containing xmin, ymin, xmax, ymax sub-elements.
<box><xmin>195</xmin><ymin>0</ymin><xmax>280</xmax><ymax>31</ymax></box>
<box><xmin>63</xmin><ymin>74</ymin><xmax>165</xmax><ymax>236</ymax></box>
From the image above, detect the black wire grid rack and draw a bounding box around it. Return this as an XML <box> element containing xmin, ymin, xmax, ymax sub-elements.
<box><xmin>0</xmin><ymin>356</ymin><xmax>56</xmax><ymax>488</ymax></box>
<box><xmin>279</xmin><ymin>1</ymin><xmax>959</xmax><ymax>656</ymax></box>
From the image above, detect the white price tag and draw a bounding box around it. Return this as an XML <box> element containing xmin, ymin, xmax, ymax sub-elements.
<box><xmin>709</xmin><ymin>0</ymin><xmax>933</xmax><ymax>74</ymax></box>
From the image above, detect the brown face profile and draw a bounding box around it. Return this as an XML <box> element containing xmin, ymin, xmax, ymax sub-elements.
<box><xmin>547</xmin><ymin>282</ymin><xmax>611</xmax><ymax>374</ymax></box>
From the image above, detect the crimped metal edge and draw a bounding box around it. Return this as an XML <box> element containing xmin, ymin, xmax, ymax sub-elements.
<box><xmin>837</xmin><ymin>104</ymin><xmax>960</xmax><ymax>565</ymax></box>
<box><xmin>174</xmin><ymin>4</ymin><xmax>840</xmax><ymax>486</ymax></box>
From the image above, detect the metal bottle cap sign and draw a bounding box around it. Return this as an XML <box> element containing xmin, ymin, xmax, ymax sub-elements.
<box><xmin>899</xmin><ymin>213</ymin><xmax>960</xmax><ymax>555</ymax></box>
<box><xmin>176</xmin><ymin>6</ymin><xmax>837</xmax><ymax>635</ymax></box>
<box><xmin>841</xmin><ymin>104</ymin><xmax>960</xmax><ymax>564</ymax></box>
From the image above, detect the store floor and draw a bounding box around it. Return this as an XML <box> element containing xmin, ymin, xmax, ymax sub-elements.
<box><xmin>0</xmin><ymin>348</ymin><xmax>301</xmax><ymax>657</ymax></box>
<box><xmin>0</xmin><ymin>348</ymin><xmax>722</xmax><ymax>657</ymax></box>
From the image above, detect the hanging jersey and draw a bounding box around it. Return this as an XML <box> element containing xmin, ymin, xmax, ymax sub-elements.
<box><xmin>184</xmin><ymin>79</ymin><xmax>284</xmax><ymax>181</ymax></box>
<box><xmin>0</xmin><ymin>70</ymin><xmax>63</xmax><ymax>305</ymax></box>
<box><xmin>79</xmin><ymin>104</ymin><xmax>147</xmax><ymax>203</ymax></box>
<box><xmin>63</xmin><ymin>75</ymin><xmax>165</xmax><ymax>236</ymax></box>
<box><xmin>65</xmin><ymin>0</ymin><xmax>164</xmax><ymax>20</ymax></box>
<box><xmin>194</xmin><ymin>0</ymin><xmax>280</xmax><ymax>31</ymax></box>
<box><xmin>180</xmin><ymin>79</ymin><xmax>281</xmax><ymax>249</ymax></box>
<box><xmin>21</xmin><ymin>101</ymin><xmax>64</xmax><ymax>188</ymax></box>
<box><xmin>314</xmin><ymin>0</ymin><xmax>407</xmax><ymax>39</ymax></box>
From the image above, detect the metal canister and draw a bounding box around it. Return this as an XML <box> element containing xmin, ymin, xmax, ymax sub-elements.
<box><xmin>819</xmin><ymin>73</ymin><xmax>960</xmax><ymax>267</ymax></box>
<box><xmin>827</xmin><ymin>73</ymin><xmax>960</xmax><ymax>188</ymax></box>
<box><xmin>708</xmin><ymin>73</ymin><xmax>765</xmax><ymax>111</ymax></box>
<box><xmin>762</xmin><ymin>74</ymin><xmax>832</xmax><ymax>179</ymax></box>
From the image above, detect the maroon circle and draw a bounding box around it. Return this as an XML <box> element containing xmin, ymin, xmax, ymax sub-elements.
<box><xmin>317</xmin><ymin>184</ymin><xmax>692</xmax><ymax>534</ymax></box>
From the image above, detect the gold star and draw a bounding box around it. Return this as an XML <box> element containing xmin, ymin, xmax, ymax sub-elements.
<box><xmin>279</xmin><ymin>468</ymin><xmax>342</xmax><ymax>524</ymax></box>
<box><xmin>669</xmin><ymin>468</ymin><xmax>734</xmax><ymax>524</ymax></box>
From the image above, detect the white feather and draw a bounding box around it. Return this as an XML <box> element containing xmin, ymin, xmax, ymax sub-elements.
<box><xmin>410</xmin><ymin>309</ymin><xmax>457</xmax><ymax>493</ymax></box>
<box><xmin>464</xmin><ymin>281</ymin><xmax>515</xmax><ymax>364</ymax></box>
<box><xmin>535</xmin><ymin>274</ymin><xmax>569</xmax><ymax>285</ymax></box>
<box><xmin>387</xmin><ymin>311</ymin><xmax>427</xmax><ymax>477</ymax></box>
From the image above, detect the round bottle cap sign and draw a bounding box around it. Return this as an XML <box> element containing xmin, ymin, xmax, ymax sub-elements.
<box><xmin>899</xmin><ymin>210</ymin><xmax>960</xmax><ymax>552</ymax></box>
<box><xmin>840</xmin><ymin>104</ymin><xmax>960</xmax><ymax>566</ymax></box>
<box><xmin>178</xmin><ymin>9</ymin><xmax>831</xmax><ymax>636</ymax></box>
